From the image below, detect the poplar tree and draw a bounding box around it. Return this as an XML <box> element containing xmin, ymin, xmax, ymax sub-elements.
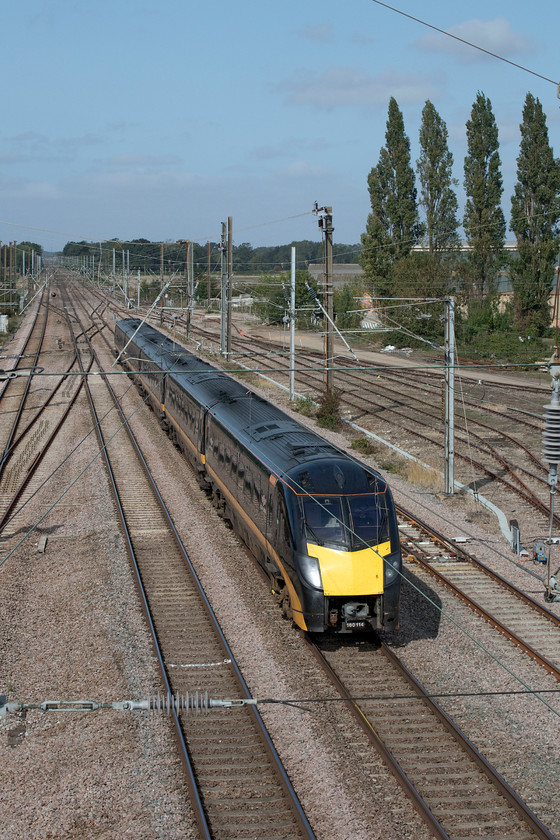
<box><xmin>417</xmin><ymin>100</ymin><xmax>460</xmax><ymax>259</ymax></box>
<box><xmin>463</xmin><ymin>92</ymin><xmax>506</xmax><ymax>300</ymax></box>
<box><xmin>360</xmin><ymin>97</ymin><xmax>422</xmax><ymax>297</ymax></box>
<box><xmin>510</xmin><ymin>92</ymin><xmax>560</xmax><ymax>334</ymax></box>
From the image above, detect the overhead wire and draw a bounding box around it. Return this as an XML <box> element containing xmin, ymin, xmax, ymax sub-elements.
<box><xmin>158</xmin><ymin>338</ymin><xmax>560</xmax><ymax>719</ymax></box>
<box><xmin>368</xmin><ymin>0</ymin><xmax>559</xmax><ymax>87</ymax></box>
<box><xmin>3</xmin><ymin>3</ymin><xmax>559</xmax><ymax>278</ymax></box>
<box><xmin>0</xmin><ymin>380</ymin><xmax>155</xmax><ymax>569</ymax></box>
<box><xmin>2</xmin><ymin>7</ymin><xmax>559</xmax><ymax>721</ymax></box>
<box><xmin>1</xmin><ymin>313</ymin><xmax>557</xmax><ymax>717</ymax></box>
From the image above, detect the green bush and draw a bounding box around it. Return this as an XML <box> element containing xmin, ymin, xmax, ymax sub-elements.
<box><xmin>351</xmin><ymin>437</ymin><xmax>378</xmax><ymax>456</ymax></box>
<box><xmin>293</xmin><ymin>395</ymin><xmax>316</xmax><ymax>417</ymax></box>
<box><xmin>456</xmin><ymin>330</ymin><xmax>546</xmax><ymax>362</ymax></box>
<box><xmin>316</xmin><ymin>389</ymin><xmax>341</xmax><ymax>430</ymax></box>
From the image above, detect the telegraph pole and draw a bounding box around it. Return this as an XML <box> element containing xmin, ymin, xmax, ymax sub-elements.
<box><xmin>313</xmin><ymin>203</ymin><xmax>334</xmax><ymax>391</ymax></box>
<box><xmin>444</xmin><ymin>296</ymin><xmax>455</xmax><ymax>494</ymax></box>
<box><xmin>177</xmin><ymin>239</ymin><xmax>193</xmax><ymax>324</ymax></box>
<box><xmin>186</xmin><ymin>240</ymin><xmax>193</xmax><ymax>337</ymax></box>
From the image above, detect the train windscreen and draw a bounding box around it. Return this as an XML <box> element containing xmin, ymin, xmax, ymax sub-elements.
<box><xmin>348</xmin><ymin>496</ymin><xmax>389</xmax><ymax>548</ymax></box>
<box><xmin>302</xmin><ymin>497</ymin><xmax>345</xmax><ymax>547</ymax></box>
<box><xmin>302</xmin><ymin>495</ymin><xmax>389</xmax><ymax>550</ymax></box>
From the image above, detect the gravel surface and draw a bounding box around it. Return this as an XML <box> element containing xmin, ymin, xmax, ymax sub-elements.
<box><xmin>203</xmin><ymin>357</ymin><xmax>560</xmax><ymax>837</ymax></box>
<box><xmin>2</xmin><ymin>303</ymin><xmax>559</xmax><ymax>839</ymax></box>
<box><xmin>0</xmin><ymin>312</ymin><xmax>195</xmax><ymax>840</ymax></box>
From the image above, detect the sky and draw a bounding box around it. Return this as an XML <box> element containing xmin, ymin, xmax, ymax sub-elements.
<box><xmin>1</xmin><ymin>0</ymin><xmax>559</xmax><ymax>256</ymax></box>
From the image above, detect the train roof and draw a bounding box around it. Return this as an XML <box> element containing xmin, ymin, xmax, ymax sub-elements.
<box><xmin>116</xmin><ymin>318</ymin><xmax>388</xmax><ymax>494</ymax></box>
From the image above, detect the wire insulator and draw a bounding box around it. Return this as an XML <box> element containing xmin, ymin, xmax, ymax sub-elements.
<box><xmin>542</xmin><ymin>392</ymin><xmax>560</xmax><ymax>465</ymax></box>
<box><xmin>149</xmin><ymin>691</ymin><xmax>210</xmax><ymax>715</ymax></box>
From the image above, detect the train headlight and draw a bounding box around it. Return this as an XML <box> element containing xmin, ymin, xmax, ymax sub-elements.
<box><xmin>299</xmin><ymin>555</ymin><xmax>323</xmax><ymax>590</ymax></box>
<box><xmin>383</xmin><ymin>555</ymin><xmax>401</xmax><ymax>585</ymax></box>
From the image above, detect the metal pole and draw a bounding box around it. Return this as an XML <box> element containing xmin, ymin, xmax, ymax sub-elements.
<box><xmin>184</xmin><ymin>241</ymin><xmax>189</xmax><ymax>311</ymax></box>
<box><xmin>122</xmin><ymin>250</ymin><xmax>127</xmax><ymax>302</ymax></box>
<box><xmin>226</xmin><ymin>216</ymin><xmax>233</xmax><ymax>357</ymax></box>
<box><xmin>189</xmin><ymin>240</ymin><xmax>194</xmax><ymax>319</ymax></box>
<box><xmin>207</xmin><ymin>241</ymin><xmax>211</xmax><ymax>305</ymax></box>
<box><xmin>220</xmin><ymin>222</ymin><xmax>227</xmax><ymax>356</ymax></box>
<box><xmin>324</xmin><ymin>209</ymin><xmax>334</xmax><ymax>392</ymax></box>
<box><xmin>444</xmin><ymin>296</ymin><xmax>455</xmax><ymax>494</ymax></box>
<box><xmin>542</xmin><ymin>366</ymin><xmax>560</xmax><ymax>600</ymax></box>
<box><xmin>289</xmin><ymin>247</ymin><xmax>296</xmax><ymax>401</ymax></box>
<box><xmin>313</xmin><ymin>205</ymin><xmax>334</xmax><ymax>391</ymax></box>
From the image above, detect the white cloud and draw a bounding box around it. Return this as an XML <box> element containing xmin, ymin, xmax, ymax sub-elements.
<box><xmin>278</xmin><ymin>65</ymin><xmax>441</xmax><ymax>109</ymax></box>
<box><xmin>416</xmin><ymin>17</ymin><xmax>535</xmax><ymax>63</ymax></box>
<box><xmin>250</xmin><ymin>137</ymin><xmax>334</xmax><ymax>161</ymax></box>
<box><xmin>104</xmin><ymin>154</ymin><xmax>181</xmax><ymax>168</ymax></box>
<box><xmin>350</xmin><ymin>32</ymin><xmax>374</xmax><ymax>47</ymax></box>
<box><xmin>297</xmin><ymin>24</ymin><xmax>334</xmax><ymax>42</ymax></box>
<box><xmin>6</xmin><ymin>130</ymin><xmax>102</xmax><ymax>162</ymax></box>
<box><xmin>277</xmin><ymin>160</ymin><xmax>330</xmax><ymax>179</ymax></box>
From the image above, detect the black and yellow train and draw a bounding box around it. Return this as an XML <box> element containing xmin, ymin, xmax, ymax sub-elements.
<box><xmin>114</xmin><ymin>318</ymin><xmax>402</xmax><ymax>633</ymax></box>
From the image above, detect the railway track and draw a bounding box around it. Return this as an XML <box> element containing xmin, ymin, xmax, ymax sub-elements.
<box><xmin>62</xmin><ymin>289</ymin><xmax>316</xmax><ymax>840</ymax></box>
<box><xmin>0</xmin><ymin>287</ymin><xmax>49</xmax><ymax>464</ymax></box>
<box><xmin>308</xmin><ymin>636</ymin><xmax>555</xmax><ymax>840</ymax></box>
<box><xmin>56</xmin><ymin>279</ymin><xmax>560</xmax><ymax>837</ymax></box>
<box><xmin>0</xmin><ymin>287</ymin><xmax>94</xmax><ymax>533</ymax></box>
<box><xmin>397</xmin><ymin>510</ymin><xmax>560</xmax><ymax>679</ymax></box>
<box><xmin>183</xmin><ymin>319</ymin><xmax>559</xmax><ymax>535</ymax></box>
<box><xmin>87</xmin><ymin>293</ymin><xmax>560</xmax><ymax>655</ymax></box>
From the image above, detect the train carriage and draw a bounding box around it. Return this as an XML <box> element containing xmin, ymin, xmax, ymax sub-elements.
<box><xmin>115</xmin><ymin>318</ymin><xmax>402</xmax><ymax>633</ymax></box>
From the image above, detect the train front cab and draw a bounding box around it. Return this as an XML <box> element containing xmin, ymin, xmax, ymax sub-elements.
<box><xmin>280</xmin><ymin>465</ymin><xmax>401</xmax><ymax>634</ymax></box>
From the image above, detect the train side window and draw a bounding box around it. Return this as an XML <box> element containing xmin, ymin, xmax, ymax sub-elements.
<box><xmin>278</xmin><ymin>508</ymin><xmax>292</xmax><ymax>548</ymax></box>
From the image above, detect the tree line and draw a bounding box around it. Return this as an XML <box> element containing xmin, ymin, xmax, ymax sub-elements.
<box><xmin>60</xmin><ymin>238</ymin><xmax>359</xmax><ymax>276</ymax></box>
<box><xmin>360</xmin><ymin>92</ymin><xmax>560</xmax><ymax>344</ymax></box>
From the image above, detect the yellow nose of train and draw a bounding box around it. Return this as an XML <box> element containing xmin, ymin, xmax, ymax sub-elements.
<box><xmin>306</xmin><ymin>540</ymin><xmax>391</xmax><ymax>596</ymax></box>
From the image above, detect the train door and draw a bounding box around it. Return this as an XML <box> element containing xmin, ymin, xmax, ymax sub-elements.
<box><xmin>270</xmin><ymin>485</ymin><xmax>293</xmax><ymax>576</ymax></box>
<box><xmin>269</xmin><ymin>485</ymin><xmax>297</xmax><ymax>621</ymax></box>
